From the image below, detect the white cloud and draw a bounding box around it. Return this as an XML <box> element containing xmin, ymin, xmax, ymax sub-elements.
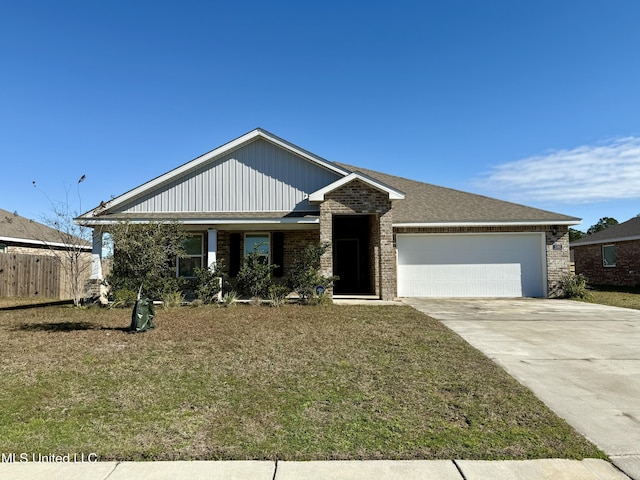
<box><xmin>475</xmin><ymin>137</ymin><xmax>640</xmax><ymax>203</ymax></box>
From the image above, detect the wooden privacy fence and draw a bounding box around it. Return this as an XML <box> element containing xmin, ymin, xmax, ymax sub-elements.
<box><xmin>0</xmin><ymin>253</ymin><xmax>90</xmax><ymax>299</ymax></box>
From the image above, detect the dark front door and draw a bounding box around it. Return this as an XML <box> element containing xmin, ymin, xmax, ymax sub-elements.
<box><xmin>333</xmin><ymin>215</ymin><xmax>373</xmax><ymax>295</ymax></box>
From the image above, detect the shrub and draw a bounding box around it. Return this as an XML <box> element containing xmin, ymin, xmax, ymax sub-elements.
<box><xmin>236</xmin><ymin>247</ymin><xmax>278</xmax><ymax>298</ymax></box>
<box><xmin>286</xmin><ymin>242</ymin><xmax>337</xmax><ymax>304</ymax></box>
<box><xmin>161</xmin><ymin>290</ymin><xmax>184</xmax><ymax>308</ymax></box>
<box><xmin>221</xmin><ymin>290</ymin><xmax>238</xmax><ymax>307</ymax></box>
<box><xmin>110</xmin><ymin>288</ymin><xmax>138</xmax><ymax>308</ymax></box>
<box><xmin>193</xmin><ymin>261</ymin><xmax>226</xmax><ymax>304</ymax></box>
<box><xmin>268</xmin><ymin>284</ymin><xmax>290</xmax><ymax>307</ymax></box>
<box><xmin>107</xmin><ymin>221</ymin><xmax>188</xmax><ymax>301</ymax></box>
<box><xmin>560</xmin><ymin>273</ymin><xmax>591</xmax><ymax>299</ymax></box>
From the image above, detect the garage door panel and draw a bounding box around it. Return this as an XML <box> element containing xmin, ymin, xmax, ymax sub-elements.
<box><xmin>397</xmin><ymin>234</ymin><xmax>544</xmax><ymax>298</ymax></box>
<box><xmin>398</xmin><ymin>264</ymin><xmax>523</xmax><ymax>297</ymax></box>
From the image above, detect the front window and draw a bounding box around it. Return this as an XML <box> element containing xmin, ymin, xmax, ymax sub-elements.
<box><xmin>0</xmin><ymin>243</ymin><xmax>6</xmax><ymax>253</ymax></box>
<box><xmin>602</xmin><ymin>244</ymin><xmax>616</xmax><ymax>267</ymax></box>
<box><xmin>244</xmin><ymin>233</ymin><xmax>270</xmax><ymax>263</ymax></box>
<box><xmin>178</xmin><ymin>234</ymin><xmax>203</xmax><ymax>277</ymax></box>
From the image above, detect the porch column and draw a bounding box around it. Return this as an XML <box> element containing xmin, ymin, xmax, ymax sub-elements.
<box><xmin>207</xmin><ymin>229</ymin><xmax>217</xmax><ymax>268</ymax></box>
<box><xmin>90</xmin><ymin>229</ymin><xmax>103</xmax><ymax>280</ymax></box>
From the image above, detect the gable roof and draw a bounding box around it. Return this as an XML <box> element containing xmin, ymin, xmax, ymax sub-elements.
<box><xmin>336</xmin><ymin>163</ymin><xmax>580</xmax><ymax>226</ymax></box>
<box><xmin>76</xmin><ymin>129</ymin><xmax>580</xmax><ymax>227</ymax></box>
<box><xmin>0</xmin><ymin>208</ymin><xmax>90</xmax><ymax>249</ymax></box>
<box><xmin>571</xmin><ymin>216</ymin><xmax>640</xmax><ymax>246</ymax></box>
<box><xmin>77</xmin><ymin>128</ymin><xmax>350</xmax><ymax>221</ymax></box>
<box><xmin>309</xmin><ymin>171</ymin><xmax>405</xmax><ymax>202</ymax></box>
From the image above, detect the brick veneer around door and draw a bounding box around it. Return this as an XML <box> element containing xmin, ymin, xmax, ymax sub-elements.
<box><xmin>318</xmin><ymin>179</ymin><xmax>396</xmax><ymax>300</ymax></box>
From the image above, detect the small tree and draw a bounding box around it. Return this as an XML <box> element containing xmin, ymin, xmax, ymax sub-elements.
<box><xmin>27</xmin><ymin>176</ymin><xmax>93</xmax><ymax>306</ymax></box>
<box><xmin>286</xmin><ymin>242</ymin><xmax>337</xmax><ymax>303</ymax></box>
<box><xmin>107</xmin><ymin>221</ymin><xmax>187</xmax><ymax>301</ymax></box>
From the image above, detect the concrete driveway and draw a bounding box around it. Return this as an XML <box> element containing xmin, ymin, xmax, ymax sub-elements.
<box><xmin>403</xmin><ymin>298</ymin><xmax>640</xmax><ymax>480</ymax></box>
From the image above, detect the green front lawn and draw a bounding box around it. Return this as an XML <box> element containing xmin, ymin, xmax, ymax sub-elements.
<box><xmin>0</xmin><ymin>304</ymin><xmax>604</xmax><ymax>461</ymax></box>
<box><xmin>584</xmin><ymin>286</ymin><xmax>640</xmax><ymax>310</ymax></box>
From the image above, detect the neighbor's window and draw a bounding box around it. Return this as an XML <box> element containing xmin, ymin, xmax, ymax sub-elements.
<box><xmin>178</xmin><ymin>234</ymin><xmax>203</xmax><ymax>277</ymax></box>
<box><xmin>602</xmin><ymin>244</ymin><xmax>616</xmax><ymax>267</ymax></box>
<box><xmin>0</xmin><ymin>243</ymin><xmax>6</xmax><ymax>253</ymax></box>
<box><xmin>244</xmin><ymin>233</ymin><xmax>270</xmax><ymax>263</ymax></box>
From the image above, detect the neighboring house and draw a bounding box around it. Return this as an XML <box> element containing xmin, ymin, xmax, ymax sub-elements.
<box><xmin>571</xmin><ymin>216</ymin><xmax>640</xmax><ymax>287</ymax></box>
<box><xmin>76</xmin><ymin>128</ymin><xmax>579</xmax><ymax>299</ymax></box>
<box><xmin>0</xmin><ymin>208</ymin><xmax>90</xmax><ymax>255</ymax></box>
<box><xmin>0</xmin><ymin>208</ymin><xmax>92</xmax><ymax>298</ymax></box>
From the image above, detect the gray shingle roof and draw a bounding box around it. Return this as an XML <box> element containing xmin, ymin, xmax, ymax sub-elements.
<box><xmin>571</xmin><ymin>216</ymin><xmax>640</xmax><ymax>246</ymax></box>
<box><xmin>337</xmin><ymin>164</ymin><xmax>580</xmax><ymax>224</ymax></box>
<box><xmin>0</xmin><ymin>208</ymin><xmax>90</xmax><ymax>248</ymax></box>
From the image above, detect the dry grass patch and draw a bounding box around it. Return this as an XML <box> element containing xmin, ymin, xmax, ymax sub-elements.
<box><xmin>583</xmin><ymin>286</ymin><xmax>640</xmax><ymax>310</ymax></box>
<box><xmin>0</xmin><ymin>304</ymin><xmax>604</xmax><ymax>461</ymax></box>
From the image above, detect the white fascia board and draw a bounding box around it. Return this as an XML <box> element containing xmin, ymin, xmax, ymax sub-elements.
<box><xmin>0</xmin><ymin>235</ymin><xmax>91</xmax><ymax>250</ymax></box>
<box><xmin>571</xmin><ymin>234</ymin><xmax>640</xmax><ymax>247</ymax></box>
<box><xmin>309</xmin><ymin>172</ymin><xmax>405</xmax><ymax>202</ymax></box>
<box><xmin>75</xmin><ymin>217</ymin><xmax>320</xmax><ymax>226</ymax></box>
<box><xmin>393</xmin><ymin>220</ymin><xmax>581</xmax><ymax>228</ymax></box>
<box><xmin>83</xmin><ymin>129</ymin><xmax>349</xmax><ymax>218</ymax></box>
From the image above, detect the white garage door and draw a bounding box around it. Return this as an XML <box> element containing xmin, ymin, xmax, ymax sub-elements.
<box><xmin>397</xmin><ymin>233</ymin><xmax>546</xmax><ymax>297</ymax></box>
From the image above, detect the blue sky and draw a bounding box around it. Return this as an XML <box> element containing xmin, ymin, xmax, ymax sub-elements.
<box><xmin>1</xmin><ymin>0</ymin><xmax>639</xmax><ymax>232</ymax></box>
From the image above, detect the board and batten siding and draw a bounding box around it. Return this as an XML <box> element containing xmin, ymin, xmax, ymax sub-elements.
<box><xmin>114</xmin><ymin>139</ymin><xmax>342</xmax><ymax>214</ymax></box>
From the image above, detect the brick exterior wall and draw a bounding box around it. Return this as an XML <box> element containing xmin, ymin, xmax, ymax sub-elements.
<box><xmin>4</xmin><ymin>244</ymin><xmax>59</xmax><ymax>256</ymax></box>
<box><xmin>573</xmin><ymin>239</ymin><xmax>640</xmax><ymax>286</ymax></box>
<box><xmin>216</xmin><ymin>229</ymin><xmax>320</xmax><ymax>278</ymax></box>
<box><xmin>318</xmin><ymin>179</ymin><xmax>395</xmax><ymax>300</ymax></box>
<box><xmin>394</xmin><ymin>225</ymin><xmax>570</xmax><ymax>298</ymax></box>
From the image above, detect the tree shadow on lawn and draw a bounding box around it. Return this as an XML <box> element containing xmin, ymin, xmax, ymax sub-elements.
<box><xmin>15</xmin><ymin>322</ymin><xmax>130</xmax><ymax>333</ymax></box>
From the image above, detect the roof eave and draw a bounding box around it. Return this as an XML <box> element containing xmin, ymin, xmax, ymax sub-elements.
<box><xmin>571</xmin><ymin>234</ymin><xmax>640</xmax><ymax>247</ymax></box>
<box><xmin>393</xmin><ymin>220</ymin><xmax>581</xmax><ymax>228</ymax></box>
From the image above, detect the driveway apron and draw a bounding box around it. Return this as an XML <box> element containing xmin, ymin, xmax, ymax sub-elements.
<box><xmin>403</xmin><ymin>298</ymin><xmax>640</xmax><ymax>480</ymax></box>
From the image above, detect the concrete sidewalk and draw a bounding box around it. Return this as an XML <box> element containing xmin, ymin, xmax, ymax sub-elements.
<box><xmin>0</xmin><ymin>459</ymin><xmax>630</xmax><ymax>479</ymax></box>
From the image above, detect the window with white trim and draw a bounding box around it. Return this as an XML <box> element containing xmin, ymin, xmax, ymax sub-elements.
<box><xmin>178</xmin><ymin>234</ymin><xmax>204</xmax><ymax>277</ymax></box>
<box><xmin>244</xmin><ymin>233</ymin><xmax>270</xmax><ymax>264</ymax></box>
<box><xmin>602</xmin><ymin>244</ymin><xmax>616</xmax><ymax>267</ymax></box>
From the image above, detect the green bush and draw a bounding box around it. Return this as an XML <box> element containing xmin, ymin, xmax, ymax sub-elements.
<box><xmin>560</xmin><ymin>273</ymin><xmax>591</xmax><ymax>299</ymax></box>
<box><xmin>110</xmin><ymin>288</ymin><xmax>138</xmax><ymax>308</ymax></box>
<box><xmin>221</xmin><ymin>290</ymin><xmax>238</xmax><ymax>307</ymax></box>
<box><xmin>268</xmin><ymin>283</ymin><xmax>290</xmax><ymax>307</ymax></box>
<box><xmin>193</xmin><ymin>261</ymin><xmax>226</xmax><ymax>304</ymax></box>
<box><xmin>286</xmin><ymin>242</ymin><xmax>337</xmax><ymax>304</ymax></box>
<box><xmin>236</xmin><ymin>247</ymin><xmax>278</xmax><ymax>298</ymax></box>
<box><xmin>161</xmin><ymin>290</ymin><xmax>185</xmax><ymax>308</ymax></box>
<box><xmin>107</xmin><ymin>221</ymin><xmax>187</xmax><ymax>301</ymax></box>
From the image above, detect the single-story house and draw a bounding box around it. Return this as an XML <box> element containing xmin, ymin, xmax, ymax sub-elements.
<box><xmin>0</xmin><ymin>208</ymin><xmax>92</xmax><ymax>298</ymax></box>
<box><xmin>76</xmin><ymin>128</ymin><xmax>579</xmax><ymax>300</ymax></box>
<box><xmin>571</xmin><ymin>216</ymin><xmax>640</xmax><ymax>287</ymax></box>
<box><xmin>0</xmin><ymin>208</ymin><xmax>90</xmax><ymax>256</ymax></box>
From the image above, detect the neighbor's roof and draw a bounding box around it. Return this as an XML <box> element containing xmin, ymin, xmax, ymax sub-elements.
<box><xmin>0</xmin><ymin>208</ymin><xmax>91</xmax><ymax>249</ymax></box>
<box><xmin>337</xmin><ymin>163</ymin><xmax>580</xmax><ymax>226</ymax></box>
<box><xmin>571</xmin><ymin>216</ymin><xmax>640</xmax><ymax>246</ymax></box>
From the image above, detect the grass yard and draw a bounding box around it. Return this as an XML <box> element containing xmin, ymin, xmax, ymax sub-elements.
<box><xmin>0</xmin><ymin>297</ymin><xmax>65</xmax><ymax>309</ymax></box>
<box><xmin>584</xmin><ymin>286</ymin><xmax>640</xmax><ymax>310</ymax></box>
<box><xmin>0</xmin><ymin>304</ymin><xmax>604</xmax><ymax>461</ymax></box>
